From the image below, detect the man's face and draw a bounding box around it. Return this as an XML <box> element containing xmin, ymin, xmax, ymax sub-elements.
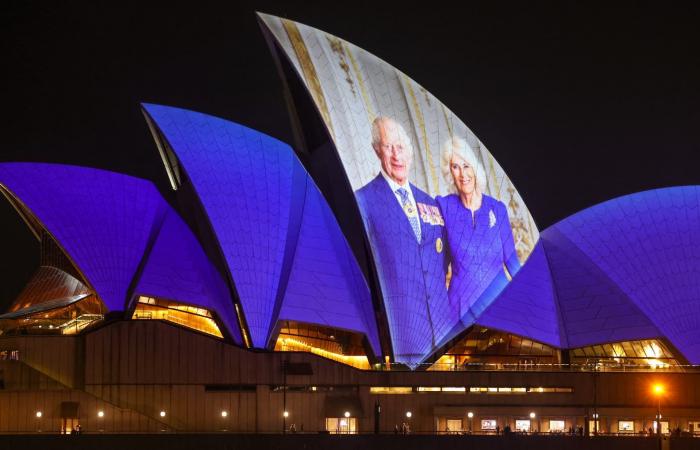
<box><xmin>374</xmin><ymin>121</ymin><xmax>411</xmax><ymax>185</ymax></box>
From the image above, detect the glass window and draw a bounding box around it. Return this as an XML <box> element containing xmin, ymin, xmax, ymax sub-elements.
<box><xmin>549</xmin><ymin>420</ymin><xmax>565</xmax><ymax>432</ymax></box>
<box><xmin>481</xmin><ymin>419</ymin><xmax>497</xmax><ymax>430</ymax></box>
<box><xmin>274</xmin><ymin>322</ymin><xmax>369</xmax><ymax>369</ymax></box>
<box><xmin>369</xmin><ymin>387</ymin><xmax>412</xmax><ymax>394</ymax></box>
<box><xmin>688</xmin><ymin>421</ymin><xmax>700</xmax><ymax>435</ymax></box>
<box><xmin>611</xmin><ymin>343</ymin><xmax>625</xmax><ymax>357</ymax></box>
<box><xmin>618</xmin><ymin>420</ymin><xmax>634</xmax><ymax>433</ymax></box>
<box><xmin>653</xmin><ymin>421</ymin><xmax>669</xmax><ymax>434</ymax></box>
<box><xmin>132</xmin><ymin>297</ymin><xmax>223</xmax><ymax>338</ymax></box>
<box><xmin>446</xmin><ymin>419</ymin><xmax>463</xmax><ymax>433</ymax></box>
<box><xmin>325</xmin><ymin>417</ymin><xmax>357</xmax><ymax>434</ymax></box>
<box><xmin>515</xmin><ymin>420</ymin><xmax>531</xmax><ymax>432</ymax></box>
<box><xmin>441</xmin><ymin>387</ymin><xmax>466</xmax><ymax>392</ymax></box>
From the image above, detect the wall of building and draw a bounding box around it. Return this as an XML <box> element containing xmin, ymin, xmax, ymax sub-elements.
<box><xmin>1</xmin><ymin>320</ymin><xmax>699</xmax><ymax>434</ymax></box>
<box><xmin>0</xmin><ymin>335</ymin><xmax>81</xmax><ymax>388</ymax></box>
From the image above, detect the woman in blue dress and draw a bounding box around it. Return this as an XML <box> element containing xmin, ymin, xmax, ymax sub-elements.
<box><xmin>436</xmin><ymin>137</ymin><xmax>521</xmax><ymax>325</ymax></box>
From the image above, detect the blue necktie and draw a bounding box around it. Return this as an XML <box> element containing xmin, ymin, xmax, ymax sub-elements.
<box><xmin>396</xmin><ymin>188</ymin><xmax>421</xmax><ymax>242</ymax></box>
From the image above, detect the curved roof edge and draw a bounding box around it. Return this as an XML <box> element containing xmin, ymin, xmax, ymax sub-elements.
<box><xmin>0</xmin><ymin>162</ymin><xmax>164</xmax><ymax>312</ymax></box>
<box><xmin>141</xmin><ymin>103</ymin><xmax>381</xmax><ymax>356</ymax></box>
<box><xmin>542</xmin><ymin>185</ymin><xmax>700</xmax><ymax>364</ymax></box>
<box><xmin>0</xmin><ymin>162</ymin><xmax>243</xmax><ymax>343</ymax></box>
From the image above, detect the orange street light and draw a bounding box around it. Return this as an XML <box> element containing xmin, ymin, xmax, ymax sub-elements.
<box><xmin>652</xmin><ymin>383</ymin><xmax>664</xmax><ymax>441</ymax></box>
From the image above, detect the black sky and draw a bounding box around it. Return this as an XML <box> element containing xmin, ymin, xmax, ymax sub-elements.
<box><xmin>1</xmin><ymin>1</ymin><xmax>699</xmax><ymax>307</ymax></box>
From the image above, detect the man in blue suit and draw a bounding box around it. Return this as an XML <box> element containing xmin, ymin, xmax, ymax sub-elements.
<box><xmin>355</xmin><ymin>117</ymin><xmax>451</xmax><ymax>366</ymax></box>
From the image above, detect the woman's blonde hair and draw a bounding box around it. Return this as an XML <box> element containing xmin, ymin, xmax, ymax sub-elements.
<box><xmin>440</xmin><ymin>136</ymin><xmax>487</xmax><ymax>194</ymax></box>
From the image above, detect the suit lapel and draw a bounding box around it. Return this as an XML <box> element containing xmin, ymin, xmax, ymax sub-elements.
<box><xmin>373</xmin><ymin>175</ymin><xmax>419</xmax><ymax>242</ymax></box>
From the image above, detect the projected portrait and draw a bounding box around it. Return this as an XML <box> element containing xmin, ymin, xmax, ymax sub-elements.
<box><xmin>260</xmin><ymin>14</ymin><xmax>539</xmax><ymax>364</ymax></box>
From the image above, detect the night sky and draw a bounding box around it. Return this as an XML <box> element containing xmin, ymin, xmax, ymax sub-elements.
<box><xmin>1</xmin><ymin>1</ymin><xmax>698</xmax><ymax>308</ymax></box>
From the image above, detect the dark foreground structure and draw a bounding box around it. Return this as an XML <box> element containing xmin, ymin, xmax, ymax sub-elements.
<box><xmin>1</xmin><ymin>13</ymin><xmax>700</xmax><ymax>440</ymax></box>
<box><xmin>2</xmin><ymin>434</ymin><xmax>699</xmax><ymax>450</ymax></box>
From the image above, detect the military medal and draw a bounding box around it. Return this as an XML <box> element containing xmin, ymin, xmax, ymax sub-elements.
<box><xmin>404</xmin><ymin>203</ymin><xmax>417</xmax><ymax>217</ymax></box>
<box><xmin>432</xmin><ymin>206</ymin><xmax>445</xmax><ymax>226</ymax></box>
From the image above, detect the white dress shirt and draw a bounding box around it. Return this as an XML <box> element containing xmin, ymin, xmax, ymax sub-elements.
<box><xmin>381</xmin><ymin>170</ymin><xmax>418</xmax><ymax>213</ymax></box>
<box><xmin>380</xmin><ymin>170</ymin><xmax>421</xmax><ymax>241</ymax></box>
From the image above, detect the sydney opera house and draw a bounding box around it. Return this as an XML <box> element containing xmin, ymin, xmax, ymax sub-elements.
<box><xmin>0</xmin><ymin>13</ymin><xmax>699</xmax><ymax>436</ymax></box>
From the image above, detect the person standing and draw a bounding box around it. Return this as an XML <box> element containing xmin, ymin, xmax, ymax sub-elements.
<box><xmin>356</xmin><ymin>117</ymin><xmax>451</xmax><ymax>365</ymax></box>
<box><xmin>436</xmin><ymin>137</ymin><xmax>520</xmax><ymax>323</ymax></box>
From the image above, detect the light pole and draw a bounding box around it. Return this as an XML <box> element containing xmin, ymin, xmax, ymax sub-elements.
<box><xmin>221</xmin><ymin>410</ymin><xmax>228</xmax><ymax>432</ymax></box>
<box><xmin>406</xmin><ymin>411</ymin><xmax>412</xmax><ymax>434</ymax></box>
<box><xmin>529</xmin><ymin>412</ymin><xmax>536</xmax><ymax>434</ymax></box>
<box><xmin>467</xmin><ymin>411</ymin><xmax>473</xmax><ymax>433</ymax></box>
<box><xmin>282</xmin><ymin>359</ymin><xmax>288</xmax><ymax>434</ymax></box>
<box><xmin>374</xmin><ymin>400</ymin><xmax>381</xmax><ymax>434</ymax></box>
<box><xmin>592</xmin><ymin>413</ymin><xmax>599</xmax><ymax>436</ymax></box>
<box><xmin>592</xmin><ymin>362</ymin><xmax>599</xmax><ymax>436</ymax></box>
<box><xmin>653</xmin><ymin>383</ymin><xmax>664</xmax><ymax>449</ymax></box>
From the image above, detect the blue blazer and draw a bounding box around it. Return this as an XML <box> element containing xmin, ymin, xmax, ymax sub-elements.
<box><xmin>356</xmin><ymin>174</ymin><xmax>451</xmax><ymax>365</ymax></box>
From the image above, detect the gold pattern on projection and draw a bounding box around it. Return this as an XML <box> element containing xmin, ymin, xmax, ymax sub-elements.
<box><xmin>507</xmin><ymin>185</ymin><xmax>536</xmax><ymax>264</ymax></box>
<box><xmin>400</xmin><ymin>74</ymin><xmax>439</xmax><ymax>193</ymax></box>
<box><xmin>484</xmin><ymin>154</ymin><xmax>534</xmax><ymax>264</ymax></box>
<box><xmin>441</xmin><ymin>104</ymin><xmax>454</xmax><ymax>140</ymax></box>
<box><xmin>342</xmin><ymin>41</ymin><xmax>376</xmax><ymax>123</ymax></box>
<box><xmin>325</xmin><ymin>36</ymin><xmax>356</xmax><ymax>96</ymax></box>
<box><xmin>281</xmin><ymin>19</ymin><xmax>335</xmax><ymax>140</ymax></box>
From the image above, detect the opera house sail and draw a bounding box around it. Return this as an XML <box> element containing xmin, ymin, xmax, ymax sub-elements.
<box><xmin>258</xmin><ymin>14</ymin><xmax>539</xmax><ymax>365</ymax></box>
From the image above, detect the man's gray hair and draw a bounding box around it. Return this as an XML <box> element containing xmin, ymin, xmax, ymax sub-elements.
<box><xmin>440</xmin><ymin>136</ymin><xmax>487</xmax><ymax>194</ymax></box>
<box><xmin>371</xmin><ymin>116</ymin><xmax>414</xmax><ymax>156</ymax></box>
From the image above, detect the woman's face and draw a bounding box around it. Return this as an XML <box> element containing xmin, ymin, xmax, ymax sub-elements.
<box><xmin>450</xmin><ymin>153</ymin><xmax>477</xmax><ymax>196</ymax></box>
